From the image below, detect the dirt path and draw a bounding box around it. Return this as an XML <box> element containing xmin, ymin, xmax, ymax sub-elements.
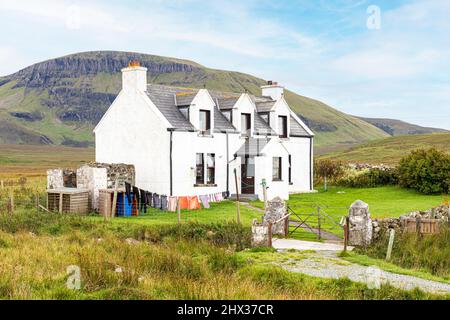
<box><xmin>275</xmin><ymin>249</ymin><xmax>450</xmax><ymax>296</ymax></box>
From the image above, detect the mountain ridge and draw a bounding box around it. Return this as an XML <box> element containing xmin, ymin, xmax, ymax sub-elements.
<box><xmin>0</xmin><ymin>51</ymin><xmax>395</xmax><ymax>148</ymax></box>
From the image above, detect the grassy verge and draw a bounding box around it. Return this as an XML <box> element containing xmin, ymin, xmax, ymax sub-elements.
<box><xmin>356</xmin><ymin>228</ymin><xmax>449</xmax><ymax>279</ymax></box>
<box><xmin>0</xmin><ymin>210</ymin><xmax>446</xmax><ymax>300</ymax></box>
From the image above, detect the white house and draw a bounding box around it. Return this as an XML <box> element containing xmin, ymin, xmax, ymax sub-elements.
<box><xmin>94</xmin><ymin>61</ymin><xmax>314</xmax><ymax>201</ymax></box>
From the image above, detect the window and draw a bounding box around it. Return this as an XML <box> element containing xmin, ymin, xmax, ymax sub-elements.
<box><xmin>199</xmin><ymin>110</ymin><xmax>211</xmax><ymax>133</ymax></box>
<box><xmin>179</xmin><ymin>107</ymin><xmax>189</xmax><ymax>120</ymax></box>
<box><xmin>223</xmin><ymin>110</ymin><xmax>232</xmax><ymax>123</ymax></box>
<box><xmin>278</xmin><ymin>115</ymin><xmax>288</xmax><ymax>138</ymax></box>
<box><xmin>288</xmin><ymin>155</ymin><xmax>292</xmax><ymax>184</ymax></box>
<box><xmin>207</xmin><ymin>153</ymin><xmax>215</xmax><ymax>184</ymax></box>
<box><xmin>273</xmin><ymin>157</ymin><xmax>282</xmax><ymax>181</ymax></box>
<box><xmin>260</xmin><ymin>112</ymin><xmax>270</xmax><ymax>125</ymax></box>
<box><xmin>241</xmin><ymin>113</ymin><xmax>251</xmax><ymax>134</ymax></box>
<box><xmin>196</xmin><ymin>153</ymin><xmax>204</xmax><ymax>184</ymax></box>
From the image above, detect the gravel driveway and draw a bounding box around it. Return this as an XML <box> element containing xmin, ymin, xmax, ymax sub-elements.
<box><xmin>277</xmin><ymin>250</ymin><xmax>450</xmax><ymax>296</ymax></box>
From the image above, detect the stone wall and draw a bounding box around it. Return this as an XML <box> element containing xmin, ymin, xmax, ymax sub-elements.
<box><xmin>372</xmin><ymin>205</ymin><xmax>449</xmax><ymax>240</ymax></box>
<box><xmin>84</xmin><ymin>162</ymin><xmax>135</xmax><ymax>188</ymax></box>
<box><xmin>47</xmin><ymin>169</ymin><xmax>64</xmax><ymax>189</ymax></box>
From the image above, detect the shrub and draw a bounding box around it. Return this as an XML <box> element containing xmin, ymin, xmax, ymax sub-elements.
<box><xmin>398</xmin><ymin>148</ymin><xmax>450</xmax><ymax>194</ymax></box>
<box><xmin>337</xmin><ymin>168</ymin><xmax>399</xmax><ymax>188</ymax></box>
<box><xmin>314</xmin><ymin>159</ymin><xmax>345</xmax><ymax>191</ymax></box>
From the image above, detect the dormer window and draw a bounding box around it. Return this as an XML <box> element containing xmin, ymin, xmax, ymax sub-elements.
<box><xmin>199</xmin><ymin>109</ymin><xmax>211</xmax><ymax>133</ymax></box>
<box><xmin>222</xmin><ymin>110</ymin><xmax>232</xmax><ymax>123</ymax></box>
<box><xmin>179</xmin><ymin>106</ymin><xmax>189</xmax><ymax>120</ymax></box>
<box><xmin>278</xmin><ymin>115</ymin><xmax>288</xmax><ymax>138</ymax></box>
<box><xmin>241</xmin><ymin>113</ymin><xmax>251</xmax><ymax>135</ymax></box>
<box><xmin>260</xmin><ymin>112</ymin><xmax>270</xmax><ymax>125</ymax></box>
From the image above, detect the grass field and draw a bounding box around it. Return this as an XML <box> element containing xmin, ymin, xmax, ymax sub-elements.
<box><xmin>0</xmin><ymin>211</ymin><xmax>445</xmax><ymax>300</ymax></box>
<box><xmin>319</xmin><ymin>133</ymin><xmax>450</xmax><ymax>165</ymax></box>
<box><xmin>0</xmin><ymin>144</ymin><xmax>94</xmax><ymax>178</ymax></box>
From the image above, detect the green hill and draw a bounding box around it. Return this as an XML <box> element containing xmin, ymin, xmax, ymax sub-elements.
<box><xmin>320</xmin><ymin>133</ymin><xmax>450</xmax><ymax>165</ymax></box>
<box><xmin>0</xmin><ymin>51</ymin><xmax>389</xmax><ymax>148</ymax></box>
<box><xmin>359</xmin><ymin>117</ymin><xmax>447</xmax><ymax>136</ymax></box>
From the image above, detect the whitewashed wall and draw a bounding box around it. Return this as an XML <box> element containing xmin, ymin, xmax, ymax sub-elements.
<box><xmin>171</xmin><ymin>131</ymin><xmax>243</xmax><ymax>196</ymax></box>
<box><xmin>283</xmin><ymin>137</ymin><xmax>313</xmax><ymax>193</ymax></box>
<box><xmin>95</xmin><ymin>90</ymin><xmax>171</xmax><ymax>195</ymax></box>
<box><xmin>254</xmin><ymin>139</ymin><xmax>290</xmax><ymax>201</ymax></box>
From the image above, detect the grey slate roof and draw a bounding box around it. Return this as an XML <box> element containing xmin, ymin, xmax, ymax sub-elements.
<box><xmin>290</xmin><ymin>116</ymin><xmax>311</xmax><ymax>137</ymax></box>
<box><xmin>145</xmin><ymin>84</ymin><xmax>312</xmax><ymax>137</ymax></box>
<box><xmin>146</xmin><ymin>85</ymin><xmax>196</xmax><ymax>130</ymax></box>
<box><xmin>146</xmin><ymin>84</ymin><xmax>235</xmax><ymax>132</ymax></box>
<box><xmin>235</xmin><ymin>138</ymin><xmax>270</xmax><ymax>156</ymax></box>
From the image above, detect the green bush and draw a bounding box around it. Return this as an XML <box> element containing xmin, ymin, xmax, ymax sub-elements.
<box><xmin>337</xmin><ymin>168</ymin><xmax>398</xmax><ymax>188</ymax></box>
<box><xmin>398</xmin><ymin>148</ymin><xmax>450</xmax><ymax>194</ymax></box>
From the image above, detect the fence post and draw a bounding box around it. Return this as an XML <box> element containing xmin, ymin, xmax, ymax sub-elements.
<box><xmin>0</xmin><ymin>180</ymin><xmax>3</xmax><ymax>189</ymax></box>
<box><xmin>177</xmin><ymin>197</ymin><xmax>181</xmax><ymax>225</ymax></box>
<box><xmin>234</xmin><ymin>169</ymin><xmax>241</xmax><ymax>225</ymax></box>
<box><xmin>344</xmin><ymin>216</ymin><xmax>349</xmax><ymax>252</ymax></box>
<box><xmin>386</xmin><ymin>229</ymin><xmax>395</xmax><ymax>261</ymax></box>
<box><xmin>268</xmin><ymin>222</ymin><xmax>273</xmax><ymax>247</ymax></box>
<box><xmin>10</xmin><ymin>192</ymin><xmax>14</xmax><ymax>215</ymax></box>
<box><xmin>111</xmin><ymin>180</ymin><xmax>119</xmax><ymax>218</ymax></box>
<box><xmin>317</xmin><ymin>206</ymin><xmax>322</xmax><ymax>240</ymax></box>
<box><xmin>35</xmin><ymin>193</ymin><xmax>40</xmax><ymax>210</ymax></box>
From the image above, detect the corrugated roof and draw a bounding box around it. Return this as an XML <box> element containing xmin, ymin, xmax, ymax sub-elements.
<box><xmin>235</xmin><ymin>138</ymin><xmax>270</xmax><ymax>156</ymax></box>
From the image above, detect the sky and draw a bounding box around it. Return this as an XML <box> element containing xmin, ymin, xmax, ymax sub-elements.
<box><xmin>0</xmin><ymin>0</ymin><xmax>449</xmax><ymax>129</ymax></box>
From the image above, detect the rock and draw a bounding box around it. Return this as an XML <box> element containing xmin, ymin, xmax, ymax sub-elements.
<box><xmin>125</xmin><ymin>238</ymin><xmax>140</xmax><ymax>245</ymax></box>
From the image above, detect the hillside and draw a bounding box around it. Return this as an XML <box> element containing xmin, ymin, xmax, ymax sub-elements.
<box><xmin>320</xmin><ymin>133</ymin><xmax>450</xmax><ymax>165</ymax></box>
<box><xmin>0</xmin><ymin>51</ymin><xmax>389</xmax><ymax>148</ymax></box>
<box><xmin>359</xmin><ymin>117</ymin><xmax>447</xmax><ymax>136</ymax></box>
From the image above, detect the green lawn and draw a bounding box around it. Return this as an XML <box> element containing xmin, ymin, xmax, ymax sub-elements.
<box><xmin>90</xmin><ymin>200</ymin><xmax>263</xmax><ymax>228</ymax></box>
<box><xmin>89</xmin><ymin>186</ymin><xmax>444</xmax><ymax>240</ymax></box>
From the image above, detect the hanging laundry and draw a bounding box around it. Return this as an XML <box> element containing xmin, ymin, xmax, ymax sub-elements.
<box><xmin>132</xmin><ymin>197</ymin><xmax>139</xmax><ymax>216</ymax></box>
<box><xmin>209</xmin><ymin>194</ymin><xmax>216</xmax><ymax>203</ymax></box>
<box><xmin>168</xmin><ymin>196</ymin><xmax>178</xmax><ymax>212</ymax></box>
<box><xmin>124</xmin><ymin>182</ymin><xmax>132</xmax><ymax>203</ymax></box>
<box><xmin>199</xmin><ymin>195</ymin><xmax>210</xmax><ymax>209</ymax></box>
<box><xmin>161</xmin><ymin>195</ymin><xmax>168</xmax><ymax>211</ymax></box>
<box><xmin>132</xmin><ymin>186</ymin><xmax>140</xmax><ymax>205</ymax></box>
<box><xmin>178</xmin><ymin>196</ymin><xmax>189</xmax><ymax>210</ymax></box>
<box><xmin>152</xmin><ymin>193</ymin><xmax>161</xmax><ymax>209</ymax></box>
<box><xmin>222</xmin><ymin>191</ymin><xmax>229</xmax><ymax>200</ymax></box>
<box><xmin>146</xmin><ymin>192</ymin><xmax>152</xmax><ymax>207</ymax></box>
<box><xmin>140</xmin><ymin>189</ymin><xmax>147</xmax><ymax>213</ymax></box>
<box><xmin>188</xmin><ymin>196</ymin><xmax>201</xmax><ymax>210</ymax></box>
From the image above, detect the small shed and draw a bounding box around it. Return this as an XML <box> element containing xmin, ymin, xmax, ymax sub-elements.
<box><xmin>46</xmin><ymin>188</ymin><xmax>89</xmax><ymax>214</ymax></box>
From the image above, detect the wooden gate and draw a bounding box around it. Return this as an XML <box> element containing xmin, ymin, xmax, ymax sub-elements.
<box><xmin>287</xmin><ymin>205</ymin><xmax>345</xmax><ymax>241</ymax></box>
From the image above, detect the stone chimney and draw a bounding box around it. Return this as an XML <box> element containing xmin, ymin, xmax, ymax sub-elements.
<box><xmin>261</xmin><ymin>81</ymin><xmax>284</xmax><ymax>101</ymax></box>
<box><xmin>121</xmin><ymin>60</ymin><xmax>148</xmax><ymax>92</ymax></box>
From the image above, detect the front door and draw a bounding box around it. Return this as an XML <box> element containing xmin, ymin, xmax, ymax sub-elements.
<box><xmin>241</xmin><ymin>156</ymin><xmax>255</xmax><ymax>194</ymax></box>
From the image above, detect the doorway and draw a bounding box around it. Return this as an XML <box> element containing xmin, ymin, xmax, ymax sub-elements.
<box><xmin>241</xmin><ymin>156</ymin><xmax>255</xmax><ymax>194</ymax></box>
